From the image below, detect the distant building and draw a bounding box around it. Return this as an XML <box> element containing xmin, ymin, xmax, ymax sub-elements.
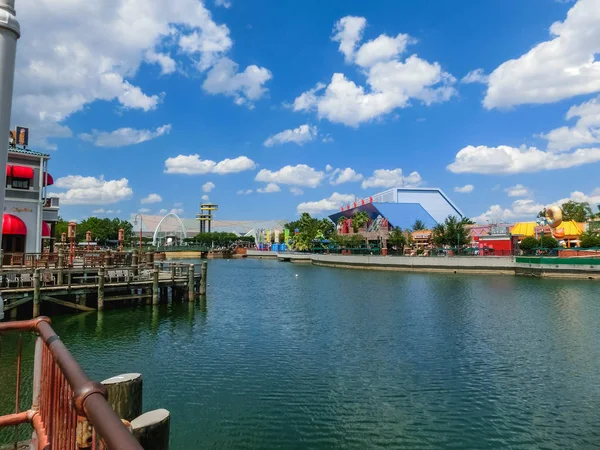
<box><xmin>2</xmin><ymin>146</ymin><xmax>59</xmax><ymax>255</ymax></box>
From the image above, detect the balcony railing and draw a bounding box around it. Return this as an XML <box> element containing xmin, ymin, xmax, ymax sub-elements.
<box><xmin>43</xmin><ymin>197</ymin><xmax>59</xmax><ymax>209</ymax></box>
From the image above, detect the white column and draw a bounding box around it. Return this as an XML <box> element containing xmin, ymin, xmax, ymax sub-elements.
<box><xmin>0</xmin><ymin>0</ymin><xmax>20</xmax><ymax>246</ymax></box>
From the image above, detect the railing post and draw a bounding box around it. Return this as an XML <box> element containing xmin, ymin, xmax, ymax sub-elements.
<box><xmin>147</xmin><ymin>251</ymin><xmax>155</xmax><ymax>268</ymax></box>
<box><xmin>33</xmin><ymin>268</ymin><xmax>41</xmax><ymax>317</ymax></box>
<box><xmin>187</xmin><ymin>264</ymin><xmax>195</xmax><ymax>302</ymax></box>
<box><xmin>132</xmin><ymin>250</ymin><xmax>139</xmax><ymax>277</ymax></box>
<box><xmin>57</xmin><ymin>248</ymin><xmax>64</xmax><ymax>285</ymax></box>
<box><xmin>171</xmin><ymin>265</ymin><xmax>176</xmax><ymax>282</ymax></box>
<box><xmin>200</xmin><ymin>262</ymin><xmax>207</xmax><ymax>296</ymax></box>
<box><xmin>152</xmin><ymin>267</ymin><xmax>159</xmax><ymax>305</ymax></box>
<box><xmin>98</xmin><ymin>266</ymin><xmax>105</xmax><ymax>311</ymax></box>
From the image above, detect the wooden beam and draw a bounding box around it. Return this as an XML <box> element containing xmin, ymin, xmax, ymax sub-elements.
<box><xmin>42</xmin><ymin>296</ymin><xmax>96</xmax><ymax>312</ymax></box>
<box><xmin>4</xmin><ymin>297</ymin><xmax>32</xmax><ymax>310</ymax></box>
<box><xmin>103</xmin><ymin>294</ymin><xmax>152</xmax><ymax>302</ymax></box>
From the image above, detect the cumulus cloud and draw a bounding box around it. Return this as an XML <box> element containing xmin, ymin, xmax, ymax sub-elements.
<box><xmin>290</xmin><ymin>187</ymin><xmax>304</xmax><ymax>196</ymax></box>
<box><xmin>484</xmin><ymin>0</ymin><xmax>600</xmax><ymax>109</ymax></box>
<box><xmin>454</xmin><ymin>184</ymin><xmax>474</xmax><ymax>194</ymax></box>
<box><xmin>257</xmin><ymin>183</ymin><xmax>281</xmax><ymax>193</ymax></box>
<box><xmin>297</xmin><ymin>193</ymin><xmax>356</xmax><ymax>214</ymax></box>
<box><xmin>92</xmin><ymin>209</ymin><xmax>122</xmax><ymax>215</ymax></box>
<box><xmin>541</xmin><ymin>94</ymin><xmax>600</xmax><ymax>151</ymax></box>
<box><xmin>170</xmin><ymin>208</ymin><xmax>184</xmax><ymax>215</ymax></box>
<box><xmin>201</xmin><ymin>195</ymin><xmax>210</xmax><ymax>201</ymax></box>
<box><xmin>505</xmin><ymin>184</ymin><xmax>531</xmax><ymax>197</ymax></box>
<box><xmin>11</xmin><ymin>0</ymin><xmax>270</xmax><ymax>148</ymax></box>
<box><xmin>292</xmin><ymin>16</ymin><xmax>456</xmax><ymax>127</ymax></box>
<box><xmin>141</xmin><ymin>193</ymin><xmax>163</xmax><ymax>204</ymax></box>
<box><xmin>447</xmin><ymin>145</ymin><xmax>600</xmax><ymax>174</ymax></box>
<box><xmin>50</xmin><ymin>175</ymin><xmax>133</xmax><ymax>205</ymax></box>
<box><xmin>473</xmin><ymin>199</ymin><xmax>545</xmax><ymax>224</ymax></box>
<box><xmin>214</xmin><ymin>0</ymin><xmax>232</xmax><ymax>8</ymax></box>
<box><xmin>461</xmin><ymin>69</ymin><xmax>488</xmax><ymax>84</ymax></box>
<box><xmin>138</xmin><ymin>208</ymin><xmax>151</xmax><ymax>213</ymax></box>
<box><xmin>329</xmin><ymin>168</ymin><xmax>364</xmax><ymax>185</ymax></box>
<box><xmin>164</xmin><ymin>154</ymin><xmax>256</xmax><ymax>175</ymax></box>
<box><xmin>255</xmin><ymin>164</ymin><xmax>325</xmax><ymax>188</ymax></box>
<box><xmin>80</xmin><ymin>125</ymin><xmax>171</xmax><ymax>148</ymax></box>
<box><xmin>263</xmin><ymin>124</ymin><xmax>318</xmax><ymax>147</ymax></box>
<box><xmin>361</xmin><ymin>169</ymin><xmax>422</xmax><ymax>189</ymax></box>
<box><xmin>236</xmin><ymin>189</ymin><xmax>253</xmax><ymax>195</ymax></box>
<box><xmin>202</xmin><ymin>182</ymin><xmax>215</xmax><ymax>193</ymax></box>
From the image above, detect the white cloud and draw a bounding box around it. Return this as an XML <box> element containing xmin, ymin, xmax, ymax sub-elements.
<box><xmin>541</xmin><ymin>94</ymin><xmax>600</xmax><ymax>151</ymax></box>
<box><xmin>257</xmin><ymin>183</ymin><xmax>281</xmax><ymax>193</ymax></box>
<box><xmin>325</xmin><ymin>164</ymin><xmax>333</xmax><ymax>172</ymax></box>
<box><xmin>202</xmin><ymin>182</ymin><xmax>216</xmax><ymax>193</ymax></box>
<box><xmin>290</xmin><ymin>187</ymin><xmax>304</xmax><ymax>196</ymax></box>
<box><xmin>51</xmin><ymin>175</ymin><xmax>133</xmax><ymax>205</ymax></box>
<box><xmin>461</xmin><ymin>68</ymin><xmax>488</xmax><ymax>84</ymax></box>
<box><xmin>92</xmin><ymin>209</ymin><xmax>105</xmax><ymax>214</ymax></box>
<box><xmin>159</xmin><ymin>209</ymin><xmax>168</xmax><ymax>214</ymax></box>
<box><xmin>164</xmin><ymin>154</ymin><xmax>256</xmax><ymax>175</ymax></box>
<box><xmin>555</xmin><ymin>188</ymin><xmax>600</xmax><ymax>209</ymax></box>
<box><xmin>202</xmin><ymin>57</ymin><xmax>272</xmax><ymax>107</ymax></box>
<box><xmin>170</xmin><ymin>208</ymin><xmax>184</xmax><ymax>215</ymax></box>
<box><xmin>255</xmin><ymin>164</ymin><xmax>325</xmax><ymax>188</ymax></box>
<box><xmin>292</xmin><ymin>16</ymin><xmax>456</xmax><ymax>127</ymax></box>
<box><xmin>454</xmin><ymin>184</ymin><xmax>474</xmax><ymax>194</ymax></box>
<box><xmin>236</xmin><ymin>189</ymin><xmax>253</xmax><ymax>195</ymax></box>
<box><xmin>447</xmin><ymin>144</ymin><xmax>600</xmax><ymax>174</ymax></box>
<box><xmin>484</xmin><ymin>0</ymin><xmax>600</xmax><ymax>109</ymax></box>
<box><xmin>80</xmin><ymin>124</ymin><xmax>171</xmax><ymax>148</ymax></box>
<box><xmin>505</xmin><ymin>184</ymin><xmax>531</xmax><ymax>197</ymax></box>
<box><xmin>145</xmin><ymin>50</ymin><xmax>176</xmax><ymax>75</ymax></box>
<box><xmin>215</xmin><ymin>0</ymin><xmax>232</xmax><ymax>8</ymax></box>
<box><xmin>12</xmin><ymin>0</ymin><xmax>270</xmax><ymax>149</ymax></box>
<box><xmin>201</xmin><ymin>195</ymin><xmax>210</xmax><ymax>201</ymax></box>
<box><xmin>263</xmin><ymin>124</ymin><xmax>318</xmax><ymax>147</ymax></box>
<box><xmin>138</xmin><ymin>208</ymin><xmax>151</xmax><ymax>213</ymax></box>
<box><xmin>322</xmin><ymin>135</ymin><xmax>334</xmax><ymax>143</ymax></box>
<box><xmin>141</xmin><ymin>193</ymin><xmax>163</xmax><ymax>204</ymax></box>
<box><xmin>473</xmin><ymin>199</ymin><xmax>545</xmax><ymax>224</ymax></box>
<box><xmin>361</xmin><ymin>168</ymin><xmax>422</xmax><ymax>189</ymax></box>
<box><xmin>297</xmin><ymin>192</ymin><xmax>355</xmax><ymax>214</ymax></box>
<box><xmin>329</xmin><ymin>168</ymin><xmax>364</xmax><ymax>185</ymax></box>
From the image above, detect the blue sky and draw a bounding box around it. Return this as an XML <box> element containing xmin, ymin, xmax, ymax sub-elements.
<box><xmin>11</xmin><ymin>0</ymin><xmax>600</xmax><ymax>223</ymax></box>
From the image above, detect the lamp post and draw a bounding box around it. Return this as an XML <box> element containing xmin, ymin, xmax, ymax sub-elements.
<box><xmin>67</xmin><ymin>221</ymin><xmax>76</xmax><ymax>266</ymax></box>
<box><xmin>133</xmin><ymin>214</ymin><xmax>143</xmax><ymax>253</ymax></box>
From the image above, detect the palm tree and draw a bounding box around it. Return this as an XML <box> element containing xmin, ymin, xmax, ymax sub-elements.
<box><xmin>412</xmin><ymin>219</ymin><xmax>426</xmax><ymax>231</ymax></box>
<box><xmin>352</xmin><ymin>211</ymin><xmax>370</xmax><ymax>232</ymax></box>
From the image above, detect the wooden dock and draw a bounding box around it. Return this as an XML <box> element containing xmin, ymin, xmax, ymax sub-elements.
<box><xmin>0</xmin><ymin>250</ymin><xmax>207</xmax><ymax>320</ymax></box>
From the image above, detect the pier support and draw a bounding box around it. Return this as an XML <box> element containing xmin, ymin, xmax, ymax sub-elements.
<box><xmin>98</xmin><ymin>267</ymin><xmax>105</xmax><ymax>311</ymax></box>
<box><xmin>152</xmin><ymin>267</ymin><xmax>159</xmax><ymax>305</ymax></box>
<box><xmin>33</xmin><ymin>268</ymin><xmax>41</xmax><ymax>317</ymax></box>
<box><xmin>188</xmin><ymin>264</ymin><xmax>195</xmax><ymax>302</ymax></box>
<box><xmin>200</xmin><ymin>262</ymin><xmax>207</xmax><ymax>295</ymax></box>
<box><xmin>132</xmin><ymin>250</ymin><xmax>139</xmax><ymax>277</ymax></box>
<box><xmin>102</xmin><ymin>373</ymin><xmax>143</xmax><ymax>422</ymax></box>
<box><xmin>57</xmin><ymin>249</ymin><xmax>64</xmax><ymax>285</ymax></box>
<box><xmin>131</xmin><ymin>409</ymin><xmax>170</xmax><ymax>450</ymax></box>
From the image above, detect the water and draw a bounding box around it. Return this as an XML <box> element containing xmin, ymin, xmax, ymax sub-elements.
<box><xmin>3</xmin><ymin>258</ymin><xmax>600</xmax><ymax>448</ymax></box>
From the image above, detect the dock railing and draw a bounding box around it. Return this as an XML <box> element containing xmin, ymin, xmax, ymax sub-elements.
<box><xmin>0</xmin><ymin>317</ymin><xmax>143</xmax><ymax>449</ymax></box>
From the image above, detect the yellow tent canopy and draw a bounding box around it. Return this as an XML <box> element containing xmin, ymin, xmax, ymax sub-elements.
<box><xmin>511</xmin><ymin>222</ymin><xmax>536</xmax><ymax>237</ymax></box>
<box><xmin>511</xmin><ymin>220</ymin><xmax>583</xmax><ymax>238</ymax></box>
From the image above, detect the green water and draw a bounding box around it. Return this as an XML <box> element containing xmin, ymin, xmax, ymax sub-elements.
<box><xmin>2</xmin><ymin>259</ymin><xmax>600</xmax><ymax>448</ymax></box>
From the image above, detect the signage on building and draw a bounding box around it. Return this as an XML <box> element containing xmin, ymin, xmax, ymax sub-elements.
<box><xmin>16</xmin><ymin>126</ymin><xmax>29</xmax><ymax>147</ymax></box>
<box><xmin>11</xmin><ymin>207</ymin><xmax>33</xmax><ymax>213</ymax></box>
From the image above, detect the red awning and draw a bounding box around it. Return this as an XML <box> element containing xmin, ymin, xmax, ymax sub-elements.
<box><xmin>2</xmin><ymin>214</ymin><xmax>27</xmax><ymax>235</ymax></box>
<box><xmin>43</xmin><ymin>173</ymin><xmax>54</xmax><ymax>186</ymax></box>
<box><xmin>42</xmin><ymin>221</ymin><xmax>51</xmax><ymax>237</ymax></box>
<box><xmin>6</xmin><ymin>165</ymin><xmax>11</xmax><ymax>177</ymax></box>
<box><xmin>11</xmin><ymin>165</ymin><xmax>34</xmax><ymax>179</ymax></box>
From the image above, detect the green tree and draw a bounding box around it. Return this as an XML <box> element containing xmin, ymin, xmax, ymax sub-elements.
<box><xmin>285</xmin><ymin>213</ymin><xmax>335</xmax><ymax>250</ymax></box>
<box><xmin>519</xmin><ymin>236</ymin><xmax>539</xmax><ymax>251</ymax></box>
<box><xmin>580</xmin><ymin>231</ymin><xmax>600</xmax><ymax>248</ymax></box>
<box><xmin>412</xmin><ymin>219</ymin><xmax>426</xmax><ymax>231</ymax></box>
<box><xmin>431</xmin><ymin>223</ymin><xmax>445</xmax><ymax>247</ymax></box>
<box><xmin>561</xmin><ymin>200</ymin><xmax>593</xmax><ymax>222</ymax></box>
<box><xmin>430</xmin><ymin>216</ymin><xmax>469</xmax><ymax>248</ymax></box>
<box><xmin>539</xmin><ymin>235</ymin><xmax>558</xmax><ymax>249</ymax></box>
<box><xmin>352</xmin><ymin>211</ymin><xmax>370</xmax><ymax>232</ymax></box>
<box><xmin>461</xmin><ymin>217</ymin><xmax>475</xmax><ymax>225</ymax></box>
<box><xmin>388</xmin><ymin>227</ymin><xmax>407</xmax><ymax>250</ymax></box>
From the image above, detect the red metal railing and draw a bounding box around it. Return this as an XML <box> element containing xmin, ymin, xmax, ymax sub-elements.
<box><xmin>0</xmin><ymin>317</ymin><xmax>143</xmax><ymax>450</ymax></box>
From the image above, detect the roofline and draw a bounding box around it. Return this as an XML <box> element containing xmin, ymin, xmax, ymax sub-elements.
<box><xmin>369</xmin><ymin>187</ymin><xmax>464</xmax><ymax>218</ymax></box>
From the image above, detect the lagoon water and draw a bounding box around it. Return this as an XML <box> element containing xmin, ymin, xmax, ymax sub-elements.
<box><xmin>3</xmin><ymin>258</ymin><xmax>600</xmax><ymax>448</ymax></box>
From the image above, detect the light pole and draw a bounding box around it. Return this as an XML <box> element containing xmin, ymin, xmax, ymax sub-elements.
<box><xmin>0</xmin><ymin>0</ymin><xmax>20</xmax><ymax>247</ymax></box>
<box><xmin>133</xmin><ymin>214</ymin><xmax>143</xmax><ymax>253</ymax></box>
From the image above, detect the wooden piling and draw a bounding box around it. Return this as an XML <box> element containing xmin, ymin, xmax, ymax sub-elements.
<box><xmin>57</xmin><ymin>249</ymin><xmax>64</xmax><ymax>285</ymax></box>
<box><xmin>187</xmin><ymin>264</ymin><xmax>195</xmax><ymax>302</ymax></box>
<box><xmin>98</xmin><ymin>266</ymin><xmax>105</xmax><ymax>311</ymax></box>
<box><xmin>102</xmin><ymin>373</ymin><xmax>143</xmax><ymax>422</ymax></box>
<box><xmin>200</xmin><ymin>261</ymin><xmax>207</xmax><ymax>295</ymax></box>
<box><xmin>152</xmin><ymin>267</ymin><xmax>160</xmax><ymax>305</ymax></box>
<box><xmin>33</xmin><ymin>268</ymin><xmax>41</xmax><ymax>317</ymax></box>
<box><xmin>132</xmin><ymin>250</ymin><xmax>139</xmax><ymax>277</ymax></box>
<box><xmin>131</xmin><ymin>409</ymin><xmax>170</xmax><ymax>450</ymax></box>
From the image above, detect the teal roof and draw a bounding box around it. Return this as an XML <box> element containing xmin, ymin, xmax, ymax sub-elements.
<box><xmin>8</xmin><ymin>145</ymin><xmax>50</xmax><ymax>158</ymax></box>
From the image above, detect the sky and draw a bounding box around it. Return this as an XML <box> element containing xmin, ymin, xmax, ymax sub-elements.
<box><xmin>10</xmin><ymin>0</ymin><xmax>600</xmax><ymax>224</ymax></box>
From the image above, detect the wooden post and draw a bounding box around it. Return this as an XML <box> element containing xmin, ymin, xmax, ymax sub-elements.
<box><xmin>187</xmin><ymin>264</ymin><xmax>195</xmax><ymax>302</ymax></box>
<box><xmin>147</xmin><ymin>251</ymin><xmax>155</xmax><ymax>268</ymax></box>
<box><xmin>33</xmin><ymin>268</ymin><xmax>41</xmax><ymax>317</ymax></box>
<box><xmin>57</xmin><ymin>249</ymin><xmax>64</xmax><ymax>285</ymax></box>
<box><xmin>152</xmin><ymin>267</ymin><xmax>159</xmax><ymax>305</ymax></box>
<box><xmin>101</xmin><ymin>373</ymin><xmax>143</xmax><ymax>422</ymax></box>
<box><xmin>170</xmin><ymin>265</ymin><xmax>176</xmax><ymax>282</ymax></box>
<box><xmin>200</xmin><ymin>261</ymin><xmax>207</xmax><ymax>295</ymax></box>
<box><xmin>132</xmin><ymin>250</ymin><xmax>139</xmax><ymax>277</ymax></box>
<box><xmin>98</xmin><ymin>266</ymin><xmax>105</xmax><ymax>311</ymax></box>
<box><xmin>131</xmin><ymin>409</ymin><xmax>170</xmax><ymax>450</ymax></box>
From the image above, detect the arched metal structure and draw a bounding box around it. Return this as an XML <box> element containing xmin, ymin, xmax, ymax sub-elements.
<box><xmin>153</xmin><ymin>212</ymin><xmax>187</xmax><ymax>246</ymax></box>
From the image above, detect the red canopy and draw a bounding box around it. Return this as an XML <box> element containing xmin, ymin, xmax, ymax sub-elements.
<box><xmin>42</xmin><ymin>221</ymin><xmax>51</xmax><ymax>237</ymax></box>
<box><xmin>12</xmin><ymin>165</ymin><xmax>34</xmax><ymax>179</ymax></box>
<box><xmin>5</xmin><ymin>165</ymin><xmax>11</xmax><ymax>177</ymax></box>
<box><xmin>2</xmin><ymin>214</ymin><xmax>27</xmax><ymax>235</ymax></box>
<box><xmin>43</xmin><ymin>173</ymin><xmax>54</xmax><ymax>186</ymax></box>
